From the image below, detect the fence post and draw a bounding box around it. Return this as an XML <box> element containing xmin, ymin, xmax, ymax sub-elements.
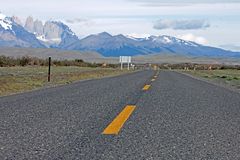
<box><xmin>48</xmin><ymin>57</ymin><xmax>51</xmax><ymax>82</ymax></box>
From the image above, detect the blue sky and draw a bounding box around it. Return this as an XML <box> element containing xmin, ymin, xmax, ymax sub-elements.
<box><xmin>1</xmin><ymin>0</ymin><xmax>240</xmax><ymax>51</ymax></box>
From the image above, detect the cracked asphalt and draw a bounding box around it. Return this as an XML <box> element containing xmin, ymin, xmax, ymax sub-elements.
<box><xmin>1</xmin><ymin>70</ymin><xmax>240</xmax><ymax>159</ymax></box>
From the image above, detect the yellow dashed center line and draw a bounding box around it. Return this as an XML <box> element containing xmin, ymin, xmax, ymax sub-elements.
<box><xmin>151</xmin><ymin>79</ymin><xmax>155</xmax><ymax>82</ymax></box>
<box><xmin>102</xmin><ymin>105</ymin><xmax>136</xmax><ymax>135</ymax></box>
<box><xmin>142</xmin><ymin>84</ymin><xmax>151</xmax><ymax>91</ymax></box>
<box><xmin>103</xmin><ymin>72</ymin><xmax>159</xmax><ymax>135</ymax></box>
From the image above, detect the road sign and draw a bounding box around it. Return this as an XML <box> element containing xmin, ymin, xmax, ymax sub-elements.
<box><xmin>119</xmin><ymin>56</ymin><xmax>131</xmax><ymax>63</ymax></box>
<box><xmin>119</xmin><ymin>56</ymin><xmax>131</xmax><ymax>70</ymax></box>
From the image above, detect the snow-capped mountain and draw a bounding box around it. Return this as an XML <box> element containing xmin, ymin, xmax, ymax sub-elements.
<box><xmin>0</xmin><ymin>13</ymin><xmax>239</xmax><ymax>58</ymax></box>
<box><xmin>0</xmin><ymin>13</ymin><xmax>44</xmax><ymax>48</ymax></box>
<box><xmin>0</xmin><ymin>14</ymin><xmax>12</xmax><ymax>30</ymax></box>
<box><xmin>65</xmin><ymin>32</ymin><xmax>240</xmax><ymax>58</ymax></box>
<box><xmin>24</xmin><ymin>17</ymin><xmax>79</xmax><ymax>47</ymax></box>
<box><xmin>65</xmin><ymin>32</ymin><xmax>144</xmax><ymax>56</ymax></box>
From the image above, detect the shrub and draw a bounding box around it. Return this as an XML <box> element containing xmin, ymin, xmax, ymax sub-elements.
<box><xmin>19</xmin><ymin>56</ymin><xmax>31</xmax><ymax>66</ymax></box>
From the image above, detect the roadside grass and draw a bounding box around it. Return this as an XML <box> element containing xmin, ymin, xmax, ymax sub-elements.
<box><xmin>181</xmin><ymin>69</ymin><xmax>240</xmax><ymax>90</ymax></box>
<box><xmin>0</xmin><ymin>66</ymin><xmax>132</xmax><ymax>96</ymax></box>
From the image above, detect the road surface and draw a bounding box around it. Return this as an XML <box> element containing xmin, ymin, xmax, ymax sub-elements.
<box><xmin>1</xmin><ymin>70</ymin><xmax>240</xmax><ymax>159</ymax></box>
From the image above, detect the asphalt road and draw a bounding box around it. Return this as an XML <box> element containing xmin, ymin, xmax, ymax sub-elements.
<box><xmin>1</xmin><ymin>70</ymin><xmax>240</xmax><ymax>159</ymax></box>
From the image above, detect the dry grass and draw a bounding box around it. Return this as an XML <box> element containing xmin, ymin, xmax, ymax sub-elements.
<box><xmin>182</xmin><ymin>69</ymin><xmax>240</xmax><ymax>90</ymax></box>
<box><xmin>0</xmin><ymin>66</ymin><xmax>132</xmax><ymax>96</ymax></box>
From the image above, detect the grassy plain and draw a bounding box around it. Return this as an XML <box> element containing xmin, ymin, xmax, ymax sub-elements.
<box><xmin>0</xmin><ymin>66</ymin><xmax>132</xmax><ymax>96</ymax></box>
<box><xmin>182</xmin><ymin>69</ymin><xmax>240</xmax><ymax>91</ymax></box>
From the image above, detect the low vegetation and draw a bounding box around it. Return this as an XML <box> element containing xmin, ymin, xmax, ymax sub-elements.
<box><xmin>154</xmin><ymin>63</ymin><xmax>240</xmax><ymax>91</ymax></box>
<box><xmin>158</xmin><ymin>63</ymin><xmax>240</xmax><ymax>70</ymax></box>
<box><xmin>0</xmin><ymin>55</ymin><xmax>118</xmax><ymax>68</ymax></box>
<box><xmin>181</xmin><ymin>69</ymin><xmax>240</xmax><ymax>91</ymax></box>
<box><xmin>0</xmin><ymin>56</ymin><xmax>131</xmax><ymax>96</ymax></box>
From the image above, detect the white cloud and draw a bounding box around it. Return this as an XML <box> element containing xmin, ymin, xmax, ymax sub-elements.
<box><xmin>129</xmin><ymin>0</ymin><xmax>240</xmax><ymax>6</ymax></box>
<box><xmin>153</xmin><ymin>19</ymin><xmax>210</xmax><ymax>30</ymax></box>
<box><xmin>65</xmin><ymin>18</ymin><xmax>95</xmax><ymax>28</ymax></box>
<box><xmin>177</xmin><ymin>33</ymin><xmax>208</xmax><ymax>45</ymax></box>
<box><xmin>65</xmin><ymin>18</ymin><xmax>88</xmax><ymax>24</ymax></box>
<box><xmin>0</xmin><ymin>0</ymin><xmax>240</xmax><ymax>48</ymax></box>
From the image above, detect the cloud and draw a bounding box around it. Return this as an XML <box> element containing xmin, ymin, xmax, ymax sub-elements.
<box><xmin>153</xmin><ymin>19</ymin><xmax>210</xmax><ymax>30</ymax></box>
<box><xmin>65</xmin><ymin>18</ymin><xmax>95</xmax><ymax>28</ymax></box>
<box><xmin>177</xmin><ymin>33</ymin><xmax>208</xmax><ymax>45</ymax></box>
<box><xmin>65</xmin><ymin>18</ymin><xmax>89</xmax><ymax>24</ymax></box>
<box><xmin>129</xmin><ymin>0</ymin><xmax>240</xmax><ymax>6</ymax></box>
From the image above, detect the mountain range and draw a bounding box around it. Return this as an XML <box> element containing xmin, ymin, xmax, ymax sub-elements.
<box><xmin>0</xmin><ymin>13</ymin><xmax>240</xmax><ymax>58</ymax></box>
<box><xmin>0</xmin><ymin>14</ymin><xmax>45</xmax><ymax>48</ymax></box>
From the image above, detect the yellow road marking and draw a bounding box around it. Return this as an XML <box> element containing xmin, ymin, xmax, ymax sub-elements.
<box><xmin>142</xmin><ymin>85</ymin><xmax>151</xmax><ymax>91</ymax></box>
<box><xmin>151</xmin><ymin>79</ymin><xmax>155</xmax><ymax>82</ymax></box>
<box><xmin>102</xmin><ymin>105</ymin><xmax>136</xmax><ymax>135</ymax></box>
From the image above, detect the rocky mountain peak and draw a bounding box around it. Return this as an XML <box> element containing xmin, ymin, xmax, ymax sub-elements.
<box><xmin>43</xmin><ymin>21</ymin><xmax>63</xmax><ymax>40</ymax></box>
<box><xmin>21</xmin><ymin>16</ymin><xmax>79</xmax><ymax>47</ymax></box>
<box><xmin>98</xmin><ymin>32</ymin><xmax>112</xmax><ymax>38</ymax></box>
<box><xmin>12</xmin><ymin>16</ymin><xmax>22</xmax><ymax>26</ymax></box>
<box><xmin>24</xmin><ymin>16</ymin><xmax>34</xmax><ymax>32</ymax></box>
<box><xmin>33</xmin><ymin>19</ymin><xmax>44</xmax><ymax>36</ymax></box>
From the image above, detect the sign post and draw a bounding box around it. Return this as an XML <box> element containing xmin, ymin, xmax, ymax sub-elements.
<box><xmin>120</xmin><ymin>56</ymin><xmax>123</xmax><ymax>70</ymax></box>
